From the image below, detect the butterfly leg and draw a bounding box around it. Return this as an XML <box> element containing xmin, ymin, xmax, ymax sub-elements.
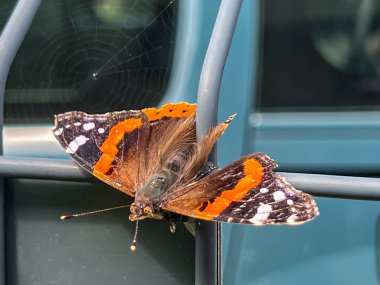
<box><xmin>164</xmin><ymin>212</ymin><xmax>191</xmax><ymax>233</ymax></box>
<box><xmin>169</xmin><ymin>221</ymin><xmax>176</xmax><ymax>233</ymax></box>
<box><xmin>164</xmin><ymin>212</ymin><xmax>176</xmax><ymax>233</ymax></box>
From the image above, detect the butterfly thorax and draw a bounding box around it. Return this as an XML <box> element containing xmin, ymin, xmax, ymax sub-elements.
<box><xmin>129</xmin><ymin>148</ymin><xmax>195</xmax><ymax>221</ymax></box>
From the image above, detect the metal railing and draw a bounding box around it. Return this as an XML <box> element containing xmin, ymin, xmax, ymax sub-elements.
<box><xmin>195</xmin><ymin>1</ymin><xmax>243</xmax><ymax>284</ymax></box>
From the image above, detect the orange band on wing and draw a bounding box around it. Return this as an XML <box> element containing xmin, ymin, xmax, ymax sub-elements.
<box><xmin>142</xmin><ymin>102</ymin><xmax>196</xmax><ymax>121</ymax></box>
<box><xmin>196</xmin><ymin>158</ymin><xmax>263</xmax><ymax>219</ymax></box>
<box><xmin>93</xmin><ymin>118</ymin><xmax>142</xmax><ymax>176</ymax></box>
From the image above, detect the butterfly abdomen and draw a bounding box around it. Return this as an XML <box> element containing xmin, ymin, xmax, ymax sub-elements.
<box><xmin>135</xmin><ymin>147</ymin><xmax>195</xmax><ymax>212</ymax></box>
<box><xmin>164</xmin><ymin>148</ymin><xmax>194</xmax><ymax>174</ymax></box>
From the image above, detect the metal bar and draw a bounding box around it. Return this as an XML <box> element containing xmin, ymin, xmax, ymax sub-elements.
<box><xmin>282</xmin><ymin>172</ymin><xmax>380</xmax><ymax>201</ymax></box>
<box><xmin>0</xmin><ymin>1</ymin><xmax>41</xmax><ymax>284</ymax></box>
<box><xmin>0</xmin><ymin>156</ymin><xmax>379</xmax><ymax>201</ymax></box>
<box><xmin>195</xmin><ymin>1</ymin><xmax>243</xmax><ymax>285</ymax></box>
<box><xmin>0</xmin><ymin>156</ymin><xmax>92</xmax><ymax>182</ymax></box>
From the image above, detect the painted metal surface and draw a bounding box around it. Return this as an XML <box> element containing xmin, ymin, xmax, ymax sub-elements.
<box><xmin>195</xmin><ymin>1</ymin><xmax>242</xmax><ymax>284</ymax></box>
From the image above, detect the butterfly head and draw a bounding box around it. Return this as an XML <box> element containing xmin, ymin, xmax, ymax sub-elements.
<box><xmin>129</xmin><ymin>202</ymin><xmax>164</xmax><ymax>221</ymax></box>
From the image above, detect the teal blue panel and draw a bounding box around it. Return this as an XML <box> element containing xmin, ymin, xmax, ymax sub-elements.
<box><xmin>225</xmin><ymin>198</ymin><xmax>379</xmax><ymax>285</ymax></box>
<box><xmin>220</xmin><ymin>0</ymin><xmax>380</xmax><ymax>284</ymax></box>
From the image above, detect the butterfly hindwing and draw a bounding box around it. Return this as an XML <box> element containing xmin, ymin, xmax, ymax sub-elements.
<box><xmin>161</xmin><ymin>153</ymin><xmax>319</xmax><ymax>225</ymax></box>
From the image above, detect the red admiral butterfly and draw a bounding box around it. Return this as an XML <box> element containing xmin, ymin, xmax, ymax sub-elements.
<box><xmin>52</xmin><ymin>102</ymin><xmax>319</xmax><ymax>247</ymax></box>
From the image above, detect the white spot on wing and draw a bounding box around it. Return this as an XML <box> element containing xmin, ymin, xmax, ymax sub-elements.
<box><xmin>286</xmin><ymin>214</ymin><xmax>298</xmax><ymax>223</ymax></box>
<box><xmin>67</xmin><ymin>141</ymin><xmax>79</xmax><ymax>153</ymax></box>
<box><xmin>83</xmin><ymin>122</ymin><xmax>95</xmax><ymax>131</ymax></box>
<box><xmin>74</xmin><ymin>122</ymin><xmax>81</xmax><ymax>126</ymax></box>
<box><xmin>287</xmin><ymin>199</ymin><xmax>294</xmax><ymax>205</ymax></box>
<box><xmin>98</xmin><ymin>127</ymin><xmax>105</xmax><ymax>134</ymax></box>
<box><xmin>260</xmin><ymin>187</ymin><xmax>269</xmax><ymax>193</ymax></box>
<box><xmin>76</xmin><ymin>135</ymin><xmax>89</xmax><ymax>145</ymax></box>
<box><xmin>250</xmin><ymin>204</ymin><xmax>272</xmax><ymax>223</ymax></box>
<box><xmin>66</xmin><ymin>135</ymin><xmax>89</xmax><ymax>153</ymax></box>
<box><xmin>273</xmin><ymin>191</ymin><xmax>286</xmax><ymax>201</ymax></box>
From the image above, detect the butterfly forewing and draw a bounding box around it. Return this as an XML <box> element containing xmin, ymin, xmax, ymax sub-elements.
<box><xmin>53</xmin><ymin>110</ymin><xmax>148</xmax><ymax>195</ymax></box>
<box><xmin>161</xmin><ymin>153</ymin><xmax>319</xmax><ymax>225</ymax></box>
<box><xmin>52</xmin><ymin>102</ymin><xmax>197</xmax><ymax>197</ymax></box>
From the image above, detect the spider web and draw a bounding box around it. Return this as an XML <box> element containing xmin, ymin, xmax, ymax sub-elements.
<box><xmin>2</xmin><ymin>0</ymin><xmax>177</xmax><ymax>123</ymax></box>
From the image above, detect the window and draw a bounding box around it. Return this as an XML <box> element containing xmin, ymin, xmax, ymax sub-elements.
<box><xmin>2</xmin><ymin>1</ymin><xmax>195</xmax><ymax>284</ymax></box>
<box><xmin>257</xmin><ymin>0</ymin><xmax>380</xmax><ymax>111</ymax></box>
<box><xmin>3</xmin><ymin>0</ymin><xmax>177</xmax><ymax>123</ymax></box>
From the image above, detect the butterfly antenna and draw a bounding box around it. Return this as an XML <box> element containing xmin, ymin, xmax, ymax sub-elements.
<box><xmin>60</xmin><ymin>205</ymin><xmax>131</xmax><ymax>220</ymax></box>
<box><xmin>130</xmin><ymin>220</ymin><xmax>139</xmax><ymax>252</ymax></box>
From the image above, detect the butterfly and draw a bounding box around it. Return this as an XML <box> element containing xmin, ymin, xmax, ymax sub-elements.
<box><xmin>52</xmin><ymin>102</ymin><xmax>318</xmax><ymax>232</ymax></box>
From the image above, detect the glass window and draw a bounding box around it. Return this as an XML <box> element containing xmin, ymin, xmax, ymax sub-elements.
<box><xmin>257</xmin><ymin>0</ymin><xmax>380</xmax><ymax>111</ymax></box>
<box><xmin>2</xmin><ymin>2</ymin><xmax>195</xmax><ymax>284</ymax></box>
<box><xmin>2</xmin><ymin>0</ymin><xmax>177</xmax><ymax>123</ymax></box>
<box><xmin>0</xmin><ymin>1</ymin><xmax>14</xmax><ymax>30</ymax></box>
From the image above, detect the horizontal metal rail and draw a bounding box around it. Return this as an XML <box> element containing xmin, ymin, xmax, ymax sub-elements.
<box><xmin>0</xmin><ymin>156</ymin><xmax>379</xmax><ymax>200</ymax></box>
<box><xmin>282</xmin><ymin>172</ymin><xmax>380</xmax><ymax>200</ymax></box>
<box><xmin>0</xmin><ymin>156</ymin><xmax>93</xmax><ymax>182</ymax></box>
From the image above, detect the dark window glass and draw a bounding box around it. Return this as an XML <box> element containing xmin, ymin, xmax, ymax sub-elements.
<box><xmin>257</xmin><ymin>0</ymin><xmax>380</xmax><ymax>111</ymax></box>
<box><xmin>0</xmin><ymin>1</ymin><xmax>14</xmax><ymax>30</ymax></box>
<box><xmin>2</xmin><ymin>0</ymin><xmax>177</xmax><ymax>123</ymax></box>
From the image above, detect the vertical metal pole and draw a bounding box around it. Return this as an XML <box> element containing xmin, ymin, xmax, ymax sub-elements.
<box><xmin>195</xmin><ymin>1</ymin><xmax>243</xmax><ymax>284</ymax></box>
<box><xmin>0</xmin><ymin>0</ymin><xmax>42</xmax><ymax>283</ymax></box>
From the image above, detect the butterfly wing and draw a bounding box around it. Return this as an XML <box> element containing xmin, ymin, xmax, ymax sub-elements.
<box><xmin>52</xmin><ymin>109</ymin><xmax>148</xmax><ymax>196</ymax></box>
<box><xmin>161</xmin><ymin>153</ymin><xmax>319</xmax><ymax>225</ymax></box>
<box><xmin>52</xmin><ymin>102</ymin><xmax>197</xmax><ymax>197</ymax></box>
<box><xmin>140</xmin><ymin>102</ymin><xmax>197</xmax><ymax>178</ymax></box>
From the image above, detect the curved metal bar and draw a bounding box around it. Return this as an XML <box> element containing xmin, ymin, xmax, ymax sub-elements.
<box><xmin>195</xmin><ymin>1</ymin><xmax>243</xmax><ymax>284</ymax></box>
<box><xmin>0</xmin><ymin>0</ymin><xmax>41</xmax><ymax>95</ymax></box>
<box><xmin>0</xmin><ymin>0</ymin><xmax>42</xmax><ymax>283</ymax></box>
